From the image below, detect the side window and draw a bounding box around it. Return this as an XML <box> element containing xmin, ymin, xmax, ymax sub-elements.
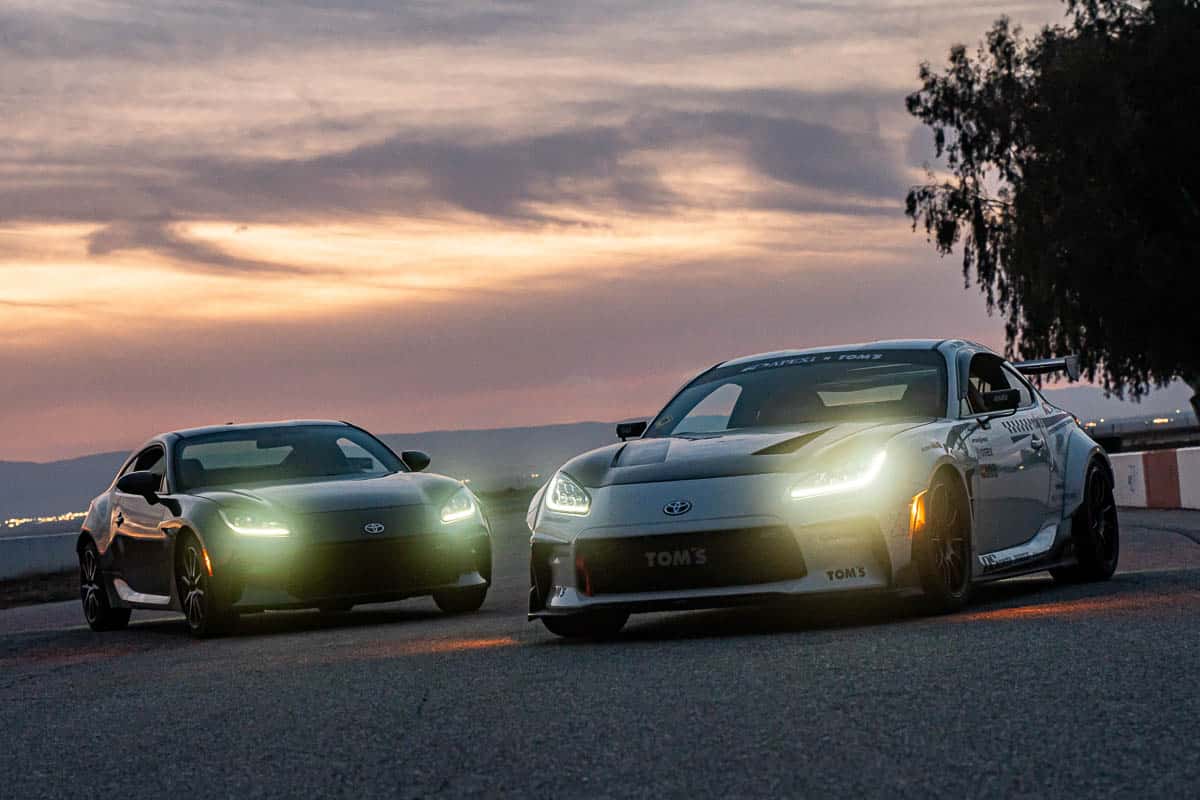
<box><xmin>963</xmin><ymin>355</ymin><xmax>1012</xmax><ymax>415</ymax></box>
<box><xmin>131</xmin><ymin>446</ymin><xmax>167</xmax><ymax>490</ymax></box>
<box><xmin>1001</xmin><ymin>365</ymin><xmax>1034</xmax><ymax>408</ymax></box>
<box><xmin>115</xmin><ymin>455</ymin><xmax>139</xmax><ymax>482</ymax></box>
<box><xmin>672</xmin><ymin>383</ymin><xmax>743</xmax><ymax>434</ymax></box>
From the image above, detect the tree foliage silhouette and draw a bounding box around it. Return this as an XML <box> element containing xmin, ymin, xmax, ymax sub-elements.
<box><xmin>906</xmin><ymin>0</ymin><xmax>1200</xmax><ymax>408</ymax></box>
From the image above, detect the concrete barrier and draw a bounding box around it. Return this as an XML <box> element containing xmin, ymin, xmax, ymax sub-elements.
<box><xmin>1177</xmin><ymin>448</ymin><xmax>1200</xmax><ymax>510</ymax></box>
<box><xmin>1110</xmin><ymin>451</ymin><xmax>1148</xmax><ymax>507</ymax></box>
<box><xmin>0</xmin><ymin>533</ymin><xmax>77</xmax><ymax>581</ymax></box>
<box><xmin>1110</xmin><ymin>445</ymin><xmax>1200</xmax><ymax>510</ymax></box>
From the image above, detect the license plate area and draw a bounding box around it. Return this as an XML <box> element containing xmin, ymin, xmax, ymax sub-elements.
<box><xmin>575</xmin><ymin>526</ymin><xmax>806</xmax><ymax>595</ymax></box>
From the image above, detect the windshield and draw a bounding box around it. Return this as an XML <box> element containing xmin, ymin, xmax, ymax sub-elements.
<box><xmin>646</xmin><ymin>349</ymin><xmax>947</xmax><ymax>437</ymax></box>
<box><xmin>173</xmin><ymin>424</ymin><xmax>404</xmax><ymax>490</ymax></box>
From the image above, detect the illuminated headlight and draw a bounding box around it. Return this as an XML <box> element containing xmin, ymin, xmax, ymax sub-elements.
<box><xmin>790</xmin><ymin>450</ymin><xmax>887</xmax><ymax>500</ymax></box>
<box><xmin>218</xmin><ymin>508</ymin><xmax>290</xmax><ymax>537</ymax></box>
<box><xmin>545</xmin><ymin>471</ymin><xmax>590</xmax><ymax>516</ymax></box>
<box><xmin>440</xmin><ymin>486</ymin><xmax>477</xmax><ymax>524</ymax></box>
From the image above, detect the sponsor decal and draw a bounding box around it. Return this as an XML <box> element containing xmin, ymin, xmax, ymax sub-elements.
<box><xmin>739</xmin><ymin>352</ymin><xmax>885</xmax><ymax>373</ymax></box>
<box><xmin>826</xmin><ymin>566</ymin><xmax>867</xmax><ymax>581</ymax></box>
<box><xmin>644</xmin><ymin>547</ymin><xmax>707</xmax><ymax>568</ymax></box>
<box><xmin>363</xmin><ymin>522</ymin><xmax>386</xmax><ymax>535</ymax></box>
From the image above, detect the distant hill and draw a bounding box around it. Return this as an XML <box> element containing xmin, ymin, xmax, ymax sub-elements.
<box><xmin>0</xmin><ymin>422</ymin><xmax>620</xmax><ymax>524</ymax></box>
<box><xmin>0</xmin><ymin>450</ymin><xmax>128</xmax><ymax>526</ymax></box>
<box><xmin>1</xmin><ymin>381</ymin><xmax>1193</xmax><ymax>525</ymax></box>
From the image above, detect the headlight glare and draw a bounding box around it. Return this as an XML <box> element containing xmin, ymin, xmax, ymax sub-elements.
<box><xmin>545</xmin><ymin>471</ymin><xmax>590</xmax><ymax>515</ymax></box>
<box><xmin>440</xmin><ymin>486</ymin><xmax>477</xmax><ymax>524</ymax></box>
<box><xmin>790</xmin><ymin>450</ymin><xmax>887</xmax><ymax>500</ymax></box>
<box><xmin>218</xmin><ymin>508</ymin><xmax>290</xmax><ymax>537</ymax></box>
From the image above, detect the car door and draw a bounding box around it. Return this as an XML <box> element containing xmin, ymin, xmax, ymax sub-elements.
<box><xmin>112</xmin><ymin>444</ymin><xmax>172</xmax><ymax>598</ymax></box>
<box><xmin>963</xmin><ymin>355</ymin><xmax>1052</xmax><ymax>554</ymax></box>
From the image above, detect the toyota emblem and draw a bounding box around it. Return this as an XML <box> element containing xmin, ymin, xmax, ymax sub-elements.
<box><xmin>663</xmin><ymin>500</ymin><xmax>693</xmax><ymax>516</ymax></box>
<box><xmin>363</xmin><ymin>522</ymin><xmax>386</xmax><ymax>535</ymax></box>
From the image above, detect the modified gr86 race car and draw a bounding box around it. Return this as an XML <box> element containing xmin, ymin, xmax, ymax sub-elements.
<box><xmin>526</xmin><ymin>339</ymin><xmax>1118</xmax><ymax>638</ymax></box>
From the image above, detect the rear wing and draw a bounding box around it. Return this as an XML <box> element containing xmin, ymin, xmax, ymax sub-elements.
<box><xmin>1013</xmin><ymin>355</ymin><xmax>1080</xmax><ymax>381</ymax></box>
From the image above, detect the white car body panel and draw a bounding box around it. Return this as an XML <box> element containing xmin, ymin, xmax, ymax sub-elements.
<box><xmin>527</xmin><ymin>339</ymin><xmax>1110</xmax><ymax>619</ymax></box>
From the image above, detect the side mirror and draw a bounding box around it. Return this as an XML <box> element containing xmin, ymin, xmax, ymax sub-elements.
<box><xmin>982</xmin><ymin>388</ymin><xmax>1021</xmax><ymax>413</ymax></box>
<box><xmin>401</xmin><ymin>450</ymin><xmax>431</xmax><ymax>472</ymax></box>
<box><xmin>116</xmin><ymin>471</ymin><xmax>162</xmax><ymax>504</ymax></box>
<box><xmin>616</xmin><ymin>420</ymin><xmax>648</xmax><ymax>441</ymax></box>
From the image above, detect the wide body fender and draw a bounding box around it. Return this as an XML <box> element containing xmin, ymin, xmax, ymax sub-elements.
<box><xmin>1056</xmin><ymin>423</ymin><xmax>1111</xmax><ymax>523</ymax></box>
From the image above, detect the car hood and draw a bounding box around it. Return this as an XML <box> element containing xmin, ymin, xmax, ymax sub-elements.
<box><xmin>192</xmin><ymin>471</ymin><xmax>461</xmax><ymax>514</ymax></box>
<box><xmin>558</xmin><ymin>420</ymin><xmax>932</xmax><ymax>488</ymax></box>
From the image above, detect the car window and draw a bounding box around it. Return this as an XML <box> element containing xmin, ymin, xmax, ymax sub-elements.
<box><xmin>963</xmin><ymin>355</ymin><xmax>1031</xmax><ymax>415</ymax></box>
<box><xmin>1001</xmin><ymin>364</ymin><xmax>1035</xmax><ymax>408</ymax></box>
<box><xmin>119</xmin><ymin>445</ymin><xmax>167</xmax><ymax>492</ymax></box>
<box><xmin>647</xmin><ymin>349</ymin><xmax>946</xmax><ymax>436</ymax></box>
<box><xmin>174</xmin><ymin>425</ymin><xmax>403</xmax><ymax>490</ymax></box>
<box><xmin>336</xmin><ymin>436</ymin><xmax>391</xmax><ymax>472</ymax></box>
<box><xmin>671</xmin><ymin>384</ymin><xmax>742</xmax><ymax>434</ymax></box>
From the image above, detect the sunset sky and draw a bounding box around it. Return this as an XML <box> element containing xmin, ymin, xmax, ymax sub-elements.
<box><xmin>1</xmin><ymin>0</ymin><xmax>1072</xmax><ymax>461</ymax></box>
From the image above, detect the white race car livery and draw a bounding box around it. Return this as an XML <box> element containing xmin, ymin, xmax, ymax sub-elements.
<box><xmin>526</xmin><ymin>339</ymin><xmax>1118</xmax><ymax>638</ymax></box>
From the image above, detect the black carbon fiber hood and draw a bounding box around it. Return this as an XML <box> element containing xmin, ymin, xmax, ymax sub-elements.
<box><xmin>559</xmin><ymin>421</ymin><xmax>930</xmax><ymax>488</ymax></box>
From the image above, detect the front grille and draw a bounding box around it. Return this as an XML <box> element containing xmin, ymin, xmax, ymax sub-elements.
<box><xmin>288</xmin><ymin>535</ymin><xmax>473</xmax><ymax>599</ymax></box>
<box><xmin>575</xmin><ymin>526</ymin><xmax>806</xmax><ymax>595</ymax></box>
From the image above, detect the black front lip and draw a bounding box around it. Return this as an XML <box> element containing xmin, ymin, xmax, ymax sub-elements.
<box><xmin>222</xmin><ymin>527</ymin><xmax>489</xmax><ymax>607</ymax></box>
<box><xmin>528</xmin><ymin>585</ymin><xmax>915</xmax><ymax>619</ymax></box>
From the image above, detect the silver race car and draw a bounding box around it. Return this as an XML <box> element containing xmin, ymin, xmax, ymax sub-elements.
<box><xmin>527</xmin><ymin>340</ymin><xmax>1118</xmax><ymax>637</ymax></box>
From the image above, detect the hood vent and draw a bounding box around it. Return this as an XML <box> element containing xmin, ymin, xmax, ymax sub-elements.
<box><xmin>753</xmin><ymin>428</ymin><xmax>830</xmax><ymax>456</ymax></box>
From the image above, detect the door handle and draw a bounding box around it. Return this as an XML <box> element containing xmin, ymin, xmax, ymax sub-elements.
<box><xmin>1030</xmin><ymin>436</ymin><xmax>1044</xmax><ymax>450</ymax></box>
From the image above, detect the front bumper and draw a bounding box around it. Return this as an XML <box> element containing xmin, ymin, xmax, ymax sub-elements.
<box><xmin>528</xmin><ymin>477</ymin><xmax>918</xmax><ymax>618</ymax></box>
<box><xmin>215</xmin><ymin>526</ymin><xmax>491</xmax><ymax>610</ymax></box>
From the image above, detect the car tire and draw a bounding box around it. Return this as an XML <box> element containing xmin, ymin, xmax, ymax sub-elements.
<box><xmin>176</xmin><ymin>535</ymin><xmax>236</xmax><ymax>638</ymax></box>
<box><xmin>1051</xmin><ymin>462</ymin><xmax>1119</xmax><ymax>584</ymax></box>
<box><xmin>541</xmin><ymin>611</ymin><xmax>629</xmax><ymax>639</ymax></box>
<box><xmin>917</xmin><ymin>471</ymin><xmax>973</xmax><ymax>613</ymax></box>
<box><xmin>79</xmin><ymin>541</ymin><xmax>131</xmax><ymax>632</ymax></box>
<box><xmin>433</xmin><ymin>585</ymin><xmax>488</xmax><ymax>614</ymax></box>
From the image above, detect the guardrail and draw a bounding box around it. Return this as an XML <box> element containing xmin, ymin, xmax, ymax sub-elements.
<box><xmin>0</xmin><ymin>533</ymin><xmax>77</xmax><ymax>581</ymax></box>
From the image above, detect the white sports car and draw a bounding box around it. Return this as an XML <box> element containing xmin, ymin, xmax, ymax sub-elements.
<box><xmin>526</xmin><ymin>339</ymin><xmax>1118</xmax><ymax>637</ymax></box>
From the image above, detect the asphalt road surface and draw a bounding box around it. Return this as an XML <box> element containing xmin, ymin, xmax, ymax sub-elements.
<box><xmin>3</xmin><ymin>503</ymin><xmax>1199</xmax><ymax>798</ymax></box>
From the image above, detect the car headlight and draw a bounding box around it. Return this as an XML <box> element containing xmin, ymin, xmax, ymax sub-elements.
<box><xmin>218</xmin><ymin>508</ymin><xmax>290</xmax><ymax>537</ymax></box>
<box><xmin>790</xmin><ymin>450</ymin><xmax>887</xmax><ymax>500</ymax></box>
<box><xmin>545</xmin><ymin>471</ymin><xmax>590</xmax><ymax>515</ymax></box>
<box><xmin>440</xmin><ymin>486</ymin><xmax>478</xmax><ymax>524</ymax></box>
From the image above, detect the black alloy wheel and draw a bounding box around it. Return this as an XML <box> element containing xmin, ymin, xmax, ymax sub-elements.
<box><xmin>79</xmin><ymin>542</ymin><xmax>130</xmax><ymax>631</ymax></box>
<box><xmin>918</xmin><ymin>473</ymin><xmax>972</xmax><ymax>613</ymax></box>
<box><xmin>176</xmin><ymin>536</ymin><xmax>234</xmax><ymax>638</ymax></box>
<box><xmin>1052</xmin><ymin>462</ymin><xmax>1120</xmax><ymax>583</ymax></box>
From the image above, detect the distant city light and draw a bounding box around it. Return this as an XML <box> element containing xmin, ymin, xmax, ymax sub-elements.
<box><xmin>4</xmin><ymin>510</ymin><xmax>87</xmax><ymax>529</ymax></box>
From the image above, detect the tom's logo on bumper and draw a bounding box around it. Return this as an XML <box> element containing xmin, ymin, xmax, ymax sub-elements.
<box><xmin>363</xmin><ymin>522</ymin><xmax>386</xmax><ymax>535</ymax></box>
<box><xmin>663</xmin><ymin>499</ymin><xmax>693</xmax><ymax>516</ymax></box>
<box><xmin>644</xmin><ymin>547</ymin><xmax>707</xmax><ymax>567</ymax></box>
<box><xmin>826</xmin><ymin>566</ymin><xmax>866</xmax><ymax>581</ymax></box>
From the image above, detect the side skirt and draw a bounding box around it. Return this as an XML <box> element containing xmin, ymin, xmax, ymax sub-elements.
<box><xmin>112</xmin><ymin>578</ymin><xmax>172</xmax><ymax>607</ymax></box>
<box><xmin>974</xmin><ymin>522</ymin><xmax>1066</xmax><ymax>581</ymax></box>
